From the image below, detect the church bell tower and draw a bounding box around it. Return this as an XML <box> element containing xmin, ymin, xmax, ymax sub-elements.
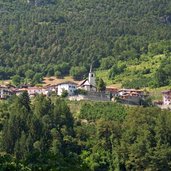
<box><xmin>88</xmin><ymin>64</ymin><xmax>96</xmax><ymax>87</ymax></box>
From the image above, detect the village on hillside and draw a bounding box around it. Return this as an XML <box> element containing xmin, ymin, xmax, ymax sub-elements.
<box><xmin>0</xmin><ymin>66</ymin><xmax>170</xmax><ymax>108</ymax></box>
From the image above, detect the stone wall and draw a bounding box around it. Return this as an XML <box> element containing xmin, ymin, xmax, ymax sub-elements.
<box><xmin>118</xmin><ymin>96</ymin><xmax>141</xmax><ymax>105</ymax></box>
<box><xmin>68</xmin><ymin>92</ymin><xmax>110</xmax><ymax>102</ymax></box>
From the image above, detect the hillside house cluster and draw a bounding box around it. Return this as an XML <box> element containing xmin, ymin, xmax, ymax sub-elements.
<box><xmin>0</xmin><ymin>66</ymin><xmax>96</xmax><ymax>99</ymax></box>
<box><xmin>0</xmin><ymin>82</ymin><xmax>77</xmax><ymax>99</ymax></box>
<box><xmin>0</xmin><ymin>83</ymin><xmax>148</xmax><ymax>105</ymax></box>
<box><xmin>0</xmin><ymin>67</ymin><xmax>151</xmax><ymax>105</ymax></box>
<box><xmin>116</xmin><ymin>89</ymin><xmax>149</xmax><ymax>105</ymax></box>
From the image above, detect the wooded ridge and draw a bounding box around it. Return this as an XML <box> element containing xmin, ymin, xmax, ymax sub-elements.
<box><xmin>1</xmin><ymin>0</ymin><xmax>171</xmax><ymax>88</ymax></box>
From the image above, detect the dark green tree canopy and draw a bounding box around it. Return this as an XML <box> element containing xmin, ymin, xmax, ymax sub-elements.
<box><xmin>1</xmin><ymin>0</ymin><xmax>171</xmax><ymax>83</ymax></box>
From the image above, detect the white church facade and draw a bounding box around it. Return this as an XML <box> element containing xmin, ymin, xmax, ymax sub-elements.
<box><xmin>78</xmin><ymin>65</ymin><xmax>97</xmax><ymax>92</ymax></box>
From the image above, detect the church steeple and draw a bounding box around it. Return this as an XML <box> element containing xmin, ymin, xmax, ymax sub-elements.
<box><xmin>88</xmin><ymin>63</ymin><xmax>96</xmax><ymax>87</ymax></box>
<box><xmin>90</xmin><ymin>63</ymin><xmax>92</xmax><ymax>73</ymax></box>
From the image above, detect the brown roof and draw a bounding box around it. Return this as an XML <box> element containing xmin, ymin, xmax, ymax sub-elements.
<box><xmin>78</xmin><ymin>79</ymin><xmax>88</xmax><ymax>86</ymax></box>
<box><xmin>162</xmin><ymin>90</ymin><xmax>171</xmax><ymax>94</ymax></box>
<box><xmin>56</xmin><ymin>81</ymin><xmax>78</xmax><ymax>86</ymax></box>
<box><xmin>106</xmin><ymin>87</ymin><xmax>118</xmax><ymax>92</ymax></box>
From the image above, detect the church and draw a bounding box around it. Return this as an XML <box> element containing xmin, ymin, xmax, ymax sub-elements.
<box><xmin>77</xmin><ymin>65</ymin><xmax>97</xmax><ymax>92</ymax></box>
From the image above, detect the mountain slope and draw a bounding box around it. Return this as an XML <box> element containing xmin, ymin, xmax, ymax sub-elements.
<box><xmin>1</xmin><ymin>0</ymin><xmax>171</xmax><ymax>83</ymax></box>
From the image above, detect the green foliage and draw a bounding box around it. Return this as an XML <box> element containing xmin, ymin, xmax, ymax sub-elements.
<box><xmin>108</xmin><ymin>64</ymin><xmax>126</xmax><ymax>80</ymax></box>
<box><xmin>55</xmin><ymin>70</ymin><xmax>62</xmax><ymax>78</ymax></box>
<box><xmin>70</xmin><ymin>66</ymin><xmax>87</xmax><ymax>80</ymax></box>
<box><xmin>74</xmin><ymin>89</ymin><xmax>87</xmax><ymax>95</ymax></box>
<box><xmin>100</xmin><ymin>56</ymin><xmax>116</xmax><ymax>70</ymax></box>
<box><xmin>1</xmin><ymin>96</ymin><xmax>171</xmax><ymax>170</ymax></box>
<box><xmin>148</xmin><ymin>40</ymin><xmax>171</xmax><ymax>56</ymax></box>
<box><xmin>79</xmin><ymin>102</ymin><xmax>126</xmax><ymax>121</ymax></box>
<box><xmin>122</xmin><ymin>76</ymin><xmax>152</xmax><ymax>89</ymax></box>
<box><xmin>61</xmin><ymin>89</ymin><xmax>68</xmax><ymax>98</ymax></box>
<box><xmin>25</xmin><ymin>70</ymin><xmax>34</xmax><ymax>80</ymax></box>
<box><xmin>19</xmin><ymin>91</ymin><xmax>31</xmax><ymax>112</ymax></box>
<box><xmin>12</xmin><ymin>75</ymin><xmax>22</xmax><ymax>86</ymax></box>
<box><xmin>0</xmin><ymin>95</ymin><xmax>80</xmax><ymax>170</ymax></box>
<box><xmin>0</xmin><ymin>153</ymin><xmax>31</xmax><ymax>171</ymax></box>
<box><xmin>55</xmin><ymin>63</ymin><xmax>70</xmax><ymax>77</ymax></box>
<box><xmin>118</xmin><ymin>107</ymin><xmax>171</xmax><ymax>171</ymax></box>
<box><xmin>96</xmin><ymin>77</ymin><xmax>106</xmax><ymax>92</ymax></box>
<box><xmin>79</xmin><ymin>105</ymin><xmax>171</xmax><ymax>171</ymax></box>
<box><xmin>32</xmin><ymin>73</ymin><xmax>43</xmax><ymax>85</ymax></box>
<box><xmin>154</xmin><ymin>57</ymin><xmax>171</xmax><ymax>87</ymax></box>
<box><xmin>1</xmin><ymin>0</ymin><xmax>171</xmax><ymax>82</ymax></box>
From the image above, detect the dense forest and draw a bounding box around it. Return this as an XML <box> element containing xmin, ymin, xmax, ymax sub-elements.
<box><xmin>1</xmin><ymin>1</ymin><xmax>171</xmax><ymax>170</ymax></box>
<box><xmin>1</xmin><ymin>0</ymin><xmax>171</xmax><ymax>86</ymax></box>
<box><xmin>1</xmin><ymin>92</ymin><xmax>171</xmax><ymax>170</ymax></box>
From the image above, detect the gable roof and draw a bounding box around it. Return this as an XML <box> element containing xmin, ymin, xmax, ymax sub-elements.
<box><xmin>78</xmin><ymin>78</ymin><xmax>88</xmax><ymax>86</ymax></box>
<box><xmin>56</xmin><ymin>81</ymin><xmax>78</xmax><ymax>86</ymax></box>
<box><xmin>78</xmin><ymin>79</ymin><xmax>88</xmax><ymax>86</ymax></box>
<box><xmin>78</xmin><ymin>79</ymin><xmax>97</xmax><ymax>88</ymax></box>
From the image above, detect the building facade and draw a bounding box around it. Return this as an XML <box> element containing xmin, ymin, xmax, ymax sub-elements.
<box><xmin>57</xmin><ymin>81</ymin><xmax>77</xmax><ymax>96</ymax></box>
<box><xmin>117</xmin><ymin>89</ymin><xmax>148</xmax><ymax>105</ymax></box>
<box><xmin>0</xmin><ymin>85</ymin><xmax>13</xmax><ymax>99</ymax></box>
<box><xmin>162</xmin><ymin>90</ymin><xmax>171</xmax><ymax>105</ymax></box>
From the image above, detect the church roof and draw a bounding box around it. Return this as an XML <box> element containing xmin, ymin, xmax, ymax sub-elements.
<box><xmin>78</xmin><ymin>79</ymin><xmax>96</xmax><ymax>88</ymax></box>
<box><xmin>78</xmin><ymin>79</ymin><xmax>88</xmax><ymax>86</ymax></box>
<box><xmin>83</xmin><ymin>80</ymin><xmax>91</xmax><ymax>86</ymax></box>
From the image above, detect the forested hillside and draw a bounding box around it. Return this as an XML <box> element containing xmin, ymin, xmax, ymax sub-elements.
<box><xmin>1</xmin><ymin>0</ymin><xmax>171</xmax><ymax>86</ymax></box>
<box><xmin>1</xmin><ymin>94</ymin><xmax>171</xmax><ymax>170</ymax></box>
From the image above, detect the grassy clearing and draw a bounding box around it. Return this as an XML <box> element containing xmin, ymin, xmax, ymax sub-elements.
<box><xmin>96</xmin><ymin>70</ymin><xmax>113</xmax><ymax>85</ymax></box>
<box><xmin>96</xmin><ymin>54</ymin><xmax>164</xmax><ymax>86</ymax></box>
<box><xmin>128</xmin><ymin>54</ymin><xmax>164</xmax><ymax>73</ymax></box>
<box><xmin>0</xmin><ymin>80</ymin><xmax>11</xmax><ymax>85</ymax></box>
<box><xmin>96</xmin><ymin>54</ymin><xmax>167</xmax><ymax>100</ymax></box>
<box><xmin>43</xmin><ymin>76</ymin><xmax>80</xmax><ymax>85</ymax></box>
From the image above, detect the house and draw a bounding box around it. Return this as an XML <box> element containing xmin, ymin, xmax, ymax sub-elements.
<box><xmin>106</xmin><ymin>87</ymin><xmax>118</xmax><ymax>100</ymax></box>
<box><xmin>162</xmin><ymin>90</ymin><xmax>171</xmax><ymax>105</ymax></box>
<box><xmin>27</xmin><ymin>87</ymin><xmax>48</xmax><ymax>97</ymax></box>
<box><xmin>78</xmin><ymin>65</ymin><xmax>97</xmax><ymax>92</ymax></box>
<box><xmin>0</xmin><ymin>85</ymin><xmax>13</xmax><ymax>99</ymax></box>
<box><xmin>118</xmin><ymin>89</ymin><xmax>145</xmax><ymax>96</ymax></box>
<box><xmin>42</xmin><ymin>85</ymin><xmax>58</xmax><ymax>96</ymax></box>
<box><xmin>15</xmin><ymin>87</ymin><xmax>49</xmax><ymax>97</ymax></box>
<box><xmin>57</xmin><ymin>81</ymin><xmax>77</xmax><ymax>96</ymax></box>
<box><xmin>117</xmin><ymin>89</ymin><xmax>148</xmax><ymax>105</ymax></box>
